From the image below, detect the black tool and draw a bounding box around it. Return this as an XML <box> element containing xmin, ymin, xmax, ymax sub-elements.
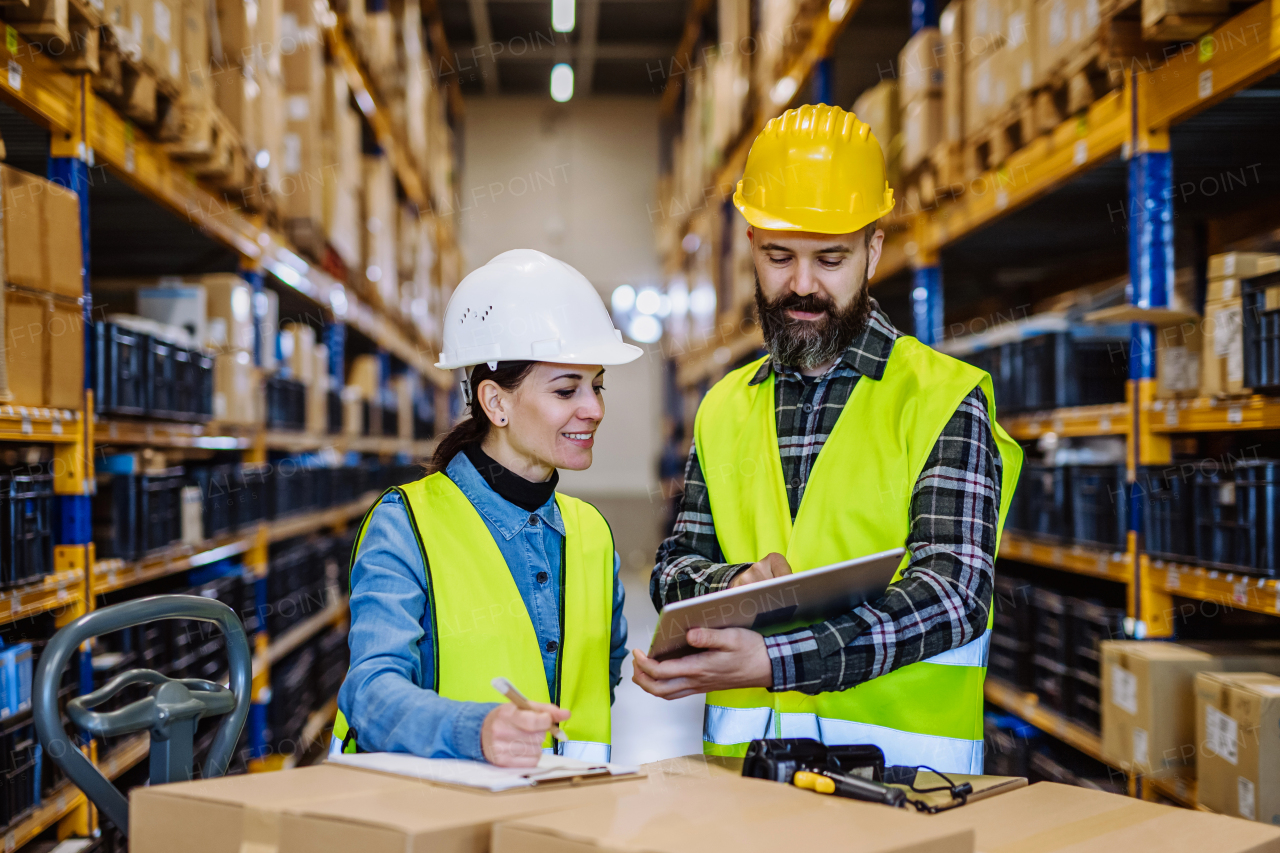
<box><xmin>793</xmin><ymin>769</ymin><xmax>909</xmax><ymax>807</ymax></box>
<box><xmin>741</xmin><ymin>738</ymin><xmax>885</xmax><ymax>784</ymax></box>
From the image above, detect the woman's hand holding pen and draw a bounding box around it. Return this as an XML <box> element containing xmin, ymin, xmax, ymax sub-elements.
<box><xmin>480</xmin><ymin>702</ymin><xmax>570</xmax><ymax>767</ymax></box>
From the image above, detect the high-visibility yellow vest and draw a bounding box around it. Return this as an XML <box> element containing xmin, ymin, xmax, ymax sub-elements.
<box><xmin>693</xmin><ymin>336</ymin><xmax>1022</xmax><ymax>772</ymax></box>
<box><xmin>331</xmin><ymin>471</ymin><xmax>616</xmax><ymax>761</ymax></box>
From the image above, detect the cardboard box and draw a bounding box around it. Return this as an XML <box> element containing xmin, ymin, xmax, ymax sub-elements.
<box><xmin>963</xmin><ymin>50</ymin><xmax>998</xmax><ymax>135</ymax></box>
<box><xmin>1196</xmin><ymin>672</ymin><xmax>1280</xmax><ymax>823</ymax></box>
<box><xmin>898</xmin><ymin>27</ymin><xmax>944</xmax><ymax>106</ymax></box>
<box><xmin>127</xmin><ymin>0</ymin><xmax>181</xmax><ymax>86</ymax></box>
<box><xmin>1142</xmin><ymin>0</ymin><xmax>1229</xmax><ymax>35</ymax></box>
<box><xmin>2</xmin><ymin>288</ymin><xmax>49</xmax><ymax>406</ymax></box>
<box><xmin>214</xmin><ymin>0</ymin><xmax>257</xmax><ymax>60</ymax></box>
<box><xmin>901</xmin><ymin>95</ymin><xmax>943</xmax><ymax>173</ymax></box>
<box><xmin>201</xmin><ymin>274</ymin><xmax>255</xmax><ymax>352</ymax></box>
<box><xmin>48</xmin><ymin>299</ymin><xmax>84</xmax><ymax>409</ymax></box>
<box><xmin>349</xmin><ymin>353</ymin><xmax>381</xmax><ymax>399</ymax></box>
<box><xmin>213</xmin><ymin>350</ymin><xmax>261</xmax><ymax>424</ymax></box>
<box><xmin>933</xmin><ymin>780</ymin><xmax>1280</xmax><ymax>852</ymax></box>
<box><xmin>43</xmin><ymin>182</ymin><xmax>84</xmax><ymax>299</ymax></box>
<box><xmin>1155</xmin><ymin>318</ymin><xmax>1202</xmax><ymax>399</ymax></box>
<box><xmin>1034</xmin><ymin>0</ymin><xmax>1100</xmax><ymax>83</ymax></box>
<box><xmin>363</xmin><ymin>155</ymin><xmax>399</xmax><ymax>311</ymax></box>
<box><xmin>1101</xmin><ymin>641</ymin><xmax>1280</xmax><ymax>779</ymax></box>
<box><xmin>179</xmin><ymin>0</ymin><xmax>210</xmax><ymax>103</ymax></box>
<box><xmin>281</xmin><ymin>321</ymin><xmax>315</xmax><ymax>384</ymax></box>
<box><xmin>1210</xmin><ymin>252</ymin><xmax>1280</xmax><ymax>281</ymax></box>
<box><xmin>2</xmin><ymin>167</ymin><xmax>47</xmax><ymax>292</ymax></box>
<box><xmin>852</xmin><ymin>80</ymin><xmax>899</xmax><ymax>149</ymax></box>
<box><xmin>940</xmin><ymin>1</ymin><xmax>965</xmax><ymax>142</ymax></box>
<box><xmin>137</xmin><ymin>282</ymin><xmax>206</xmax><ymax>344</ymax></box>
<box><xmin>1201</xmin><ymin>297</ymin><xmax>1249</xmax><ymax>397</ymax></box>
<box><xmin>963</xmin><ymin>0</ymin><xmax>1005</xmax><ymax>63</ymax></box>
<box><xmin>210</xmin><ymin>62</ymin><xmax>261</xmax><ymax>155</ymax></box>
<box><xmin>323</xmin><ymin>67</ymin><xmax>363</xmax><ymax>270</ymax></box>
<box><xmin>999</xmin><ymin>0</ymin><xmax>1035</xmax><ymax>102</ymax></box>
<box><xmin>492</xmin><ymin>773</ymin><xmax>972</xmax><ymax>853</ymax></box>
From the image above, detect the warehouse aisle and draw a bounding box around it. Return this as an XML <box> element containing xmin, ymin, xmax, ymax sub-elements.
<box><xmin>588</xmin><ymin>497</ymin><xmax>705</xmax><ymax>766</ymax></box>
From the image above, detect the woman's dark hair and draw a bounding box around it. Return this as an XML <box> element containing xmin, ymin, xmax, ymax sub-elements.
<box><xmin>428</xmin><ymin>360</ymin><xmax>537</xmax><ymax>473</ymax></box>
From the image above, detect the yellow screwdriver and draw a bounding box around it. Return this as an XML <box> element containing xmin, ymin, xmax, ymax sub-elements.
<box><xmin>793</xmin><ymin>770</ymin><xmax>907</xmax><ymax>807</ymax></box>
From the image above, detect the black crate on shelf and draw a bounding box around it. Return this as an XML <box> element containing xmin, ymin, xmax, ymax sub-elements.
<box><xmin>1020</xmin><ymin>330</ymin><xmax>1129</xmax><ymax>411</ymax></box>
<box><xmin>269</xmin><ymin>645</ymin><xmax>318</xmax><ymax>751</ymax></box>
<box><xmin>1069</xmin><ymin>598</ymin><xmax>1125</xmax><ymax>679</ymax></box>
<box><xmin>0</xmin><ymin>715</ymin><xmax>38</xmax><ymax>828</ymax></box>
<box><xmin>1194</xmin><ymin>459</ymin><xmax>1280</xmax><ymax>576</ymax></box>
<box><xmin>413</xmin><ymin>391</ymin><xmax>435</xmax><ymax>440</ymax></box>
<box><xmin>1242</xmin><ymin>271</ymin><xmax>1280</xmax><ymax>392</ymax></box>
<box><xmin>266</xmin><ymin>376</ymin><xmax>307</xmax><ymax>431</ymax></box>
<box><xmin>314</xmin><ymin>626</ymin><xmax>349</xmax><ymax>700</ymax></box>
<box><xmin>1032</xmin><ymin>589</ymin><xmax>1072</xmax><ymax>713</ymax></box>
<box><xmin>1069</xmin><ymin>464</ymin><xmax>1128</xmax><ymax>550</ymax></box>
<box><xmin>232</xmin><ymin>464</ymin><xmax>270</xmax><ymax>529</ymax></box>
<box><xmin>989</xmin><ymin>633</ymin><xmax>1033</xmax><ymax>691</ymax></box>
<box><xmin>172</xmin><ymin>347</ymin><xmax>214</xmax><ymax>421</ymax></box>
<box><xmin>94</xmin><ymin>321</ymin><xmax>147</xmax><ymax>416</ymax></box>
<box><xmin>143</xmin><ymin>335</ymin><xmax>178</xmax><ymax>417</ymax></box>
<box><xmin>92</xmin><ymin>473</ymin><xmax>138</xmax><ymax>562</ymax></box>
<box><xmin>983</xmin><ymin>714</ymin><xmax>1040</xmax><ymax>778</ymax></box>
<box><xmin>1070</xmin><ymin>666</ymin><xmax>1103</xmax><ymax>732</ymax></box>
<box><xmin>1015</xmin><ymin>464</ymin><xmax>1071</xmax><ymax>540</ymax></box>
<box><xmin>268</xmin><ymin>459</ymin><xmax>310</xmax><ymax>519</ymax></box>
<box><xmin>138</xmin><ymin>468</ymin><xmax>185</xmax><ymax>554</ymax></box>
<box><xmin>1138</xmin><ymin>465</ymin><xmax>1196</xmax><ymax>561</ymax></box>
<box><xmin>189</xmin><ymin>464</ymin><xmax>236</xmax><ymax>539</ymax></box>
<box><xmin>0</xmin><ymin>471</ymin><xmax>55</xmax><ymax>587</ymax></box>
<box><xmin>326</xmin><ymin>389</ymin><xmax>343</xmax><ymax>435</ymax></box>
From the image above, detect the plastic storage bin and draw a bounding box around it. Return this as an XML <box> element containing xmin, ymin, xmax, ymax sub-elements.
<box><xmin>94</xmin><ymin>321</ymin><xmax>147</xmax><ymax>416</ymax></box>
<box><xmin>1242</xmin><ymin>271</ymin><xmax>1280</xmax><ymax>392</ymax></box>
<box><xmin>1194</xmin><ymin>459</ymin><xmax>1280</xmax><ymax>576</ymax></box>
<box><xmin>1016</xmin><ymin>464</ymin><xmax>1071</xmax><ymax>541</ymax></box>
<box><xmin>0</xmin><ymin>472</ymin><xmax>54</xmax><ymax>587</ymax></box>
<box><xmin>1138</xmin><ymin>465</ymin><xmax>1196</xmax><ymax>561</ymax></box>
<box><xmin>1068</xmin><ymin>464</ymin><xmax>1128</xmax><ymax>550</ymax></box>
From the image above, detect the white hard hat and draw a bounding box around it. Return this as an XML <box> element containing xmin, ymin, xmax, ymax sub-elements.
<box><xmin>436</xmin><ymin>249</ymin><xmax>643</xmax><ymax>371</ymax></box>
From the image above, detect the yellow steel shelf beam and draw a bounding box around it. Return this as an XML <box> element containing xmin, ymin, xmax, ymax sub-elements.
<box><xmin>0</xmin><ymin>570</ymin><xmax>85</xmax><ymax>627</ymax></box>
<box><xmin>0</xmin><ymin>409</ymin><xmax>80</xmax><ymax>444</ymax></box>
<box><xmin>1149</xmin><ymin>395</ymin><xmax>1280</xmax><ymax>432</ymax></box>
<box><xmin>1000</xmin><ymin>532</ymin><xmax>1133</xmax><ymax>585</ymax></box>
<box><xmin>999</xmin><ymin>403</ymin><xmax>1132</xmax><ymax>441</ymax></box>
<box><xmin>983</xmin><ymin>678</ymin><xmax>1111</xmax><ymax>767</ymax></box>
<box><xmin>1142</xmin><ymin>0</ymin><xmax>1280</xmax><ymax>131</ymax></box>
<box><xmin>1146</xmin><ymin>556</ymin><xmax>1280</xmax><ymax>619</ymax></box>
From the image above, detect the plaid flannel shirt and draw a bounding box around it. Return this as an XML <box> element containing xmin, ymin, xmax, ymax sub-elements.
<box><xmin>651</xmin><ymin>303</ymin><xmax>1003</xmax><ymax>694</ymax></box>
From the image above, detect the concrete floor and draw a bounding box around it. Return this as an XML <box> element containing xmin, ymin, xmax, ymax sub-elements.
<box><xmin>587</xmin><ymin>496</ymin><xmax>705</xmax><ymax>766</ymax></box>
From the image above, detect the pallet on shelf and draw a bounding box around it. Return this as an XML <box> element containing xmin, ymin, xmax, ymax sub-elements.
<box><xmin>964</xmin><ymin>95</ymin><xmax>1037</xmax><ymax>182</ymax></box>
<box><xmin>2</xmin><ymin>0</ymin><xmax>102</xmax><ymax>74</ymax></box>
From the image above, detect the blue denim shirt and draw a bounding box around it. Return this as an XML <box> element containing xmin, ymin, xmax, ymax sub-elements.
<box><xmin>338</xmin><ymin>451</ymin><xmax>628</xmax><ymax>759</ymax></box>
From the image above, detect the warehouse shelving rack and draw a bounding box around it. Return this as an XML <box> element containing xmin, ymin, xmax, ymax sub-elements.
<box><xmin>662</xmin><ymin>0</ymin><xmax>1280</xmax><ymax>809</ymax></box>
<box><xmin>0</xmin><ymin>1</ymin><xmax>459</xmax><ymax>843</ymax></box>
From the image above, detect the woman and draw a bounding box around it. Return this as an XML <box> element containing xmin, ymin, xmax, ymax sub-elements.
<box><xmin>332</xmin><ymin>249</ymin><xmax>641</xmax><ymax>766</ymax></box>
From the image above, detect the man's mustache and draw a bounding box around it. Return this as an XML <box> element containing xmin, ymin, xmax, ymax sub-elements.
<box><xmin>766</xmin><ymin>293</ymin><xmax>834</xmax><ymax>316</ymax></box>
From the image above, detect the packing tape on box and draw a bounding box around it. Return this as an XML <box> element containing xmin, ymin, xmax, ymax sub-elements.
<box><xmin>985</xmin><ymin>802</ymin><xmax>1156</xmax><ymax>853</ymax></box>
<box><xmin>239</xmin><ymin>806</ymin><xmax>281</xmax><ymax>853</ymax></box>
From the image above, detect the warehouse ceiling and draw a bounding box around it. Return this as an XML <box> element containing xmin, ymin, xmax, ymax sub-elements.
<box><xmin>435</xmin><ymin>0</ymin><xmax>686</xmax><ymax>96</ymax></box>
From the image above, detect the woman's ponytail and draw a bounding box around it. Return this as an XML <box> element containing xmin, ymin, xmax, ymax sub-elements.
<box><xmin>427</xmin><ymin>361</ymin><xmax>536</xmax><ymax>474</ymax></box>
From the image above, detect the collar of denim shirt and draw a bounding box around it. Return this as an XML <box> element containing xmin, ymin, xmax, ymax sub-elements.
<box><xmin>445</xmin><ymin>450</ymin><xmax>566</xmax><ymax>540</ymax></box>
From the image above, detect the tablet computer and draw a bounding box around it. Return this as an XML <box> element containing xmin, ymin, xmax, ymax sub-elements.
<box><xmin>648</xmin><ymin>548</ymin><xmax>904</xmax><ymax>661</ymax></box>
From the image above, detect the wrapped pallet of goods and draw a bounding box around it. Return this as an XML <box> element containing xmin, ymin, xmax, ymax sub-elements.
<box><xmin>963</xmin><ymin>0</ymin><xmax>1038</xmax><ymax>178</ymax></box>
<box><xmin>363</xmin><ymin>155</ymin><xmax>400</xmax><ymax>315</ymax></box>
<box><xmin>0</xmin><ymin>166</ymin><xmax>85</xmax><ymax>410</ymax></box>
<box><xmin>935</xmin><ymin>2</ymin><xmax>966</xmax><ymax>190</ymax></box>
<box><xmin>897</xmin><ymin>27</ymin><xmax>944</xmax><ymax>208</ymax></box>
<box><xmin>400</xmin><ymin>0</ymin><xmax>432</xmax><ymax>178</ymax></box>
<box><xmin>852</xmin><ymin>80</ymin><xmax>900</xmax><ymax>201</ymax></box>
<box><xmin>323</xmin><ymin>66</ymin><xmax>365</xmax><ymax>274</ymax></box>
<box><xmin>255</xmin><ymin>0</ymin><xmax>285</xmax><ymax>208</ymax></box>
<box><xmin>279</xmin><ymin>0</ymin><xmax>328</xmax><ymax>257</ymax></box>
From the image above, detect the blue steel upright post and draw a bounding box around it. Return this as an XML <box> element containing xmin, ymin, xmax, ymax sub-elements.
<box><xmin>49</xmin><ymin>77</ymin><xmax>95</xmax><ymax>701</ymax></box>
<box><xmin>1126</xmin><ymin>70</ymin><xmax>1175</xmax><ymax>641</ymax></box>
<box><xmin>908</xmin><ymin>0</ymin><xmax>941</xmax><ymax>345</ymax></box>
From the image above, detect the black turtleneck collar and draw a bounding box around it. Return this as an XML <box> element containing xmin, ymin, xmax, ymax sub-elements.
<box><xmin>463</xmin><ymin>442</ymin><xmax>558</xmax><ymax>513</ymax></box>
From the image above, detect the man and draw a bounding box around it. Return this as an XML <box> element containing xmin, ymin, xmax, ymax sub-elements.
<box><xmin>631</xmin><ymin>104</ymin><xmax>1022</xmax><ymax>773</ymax></box>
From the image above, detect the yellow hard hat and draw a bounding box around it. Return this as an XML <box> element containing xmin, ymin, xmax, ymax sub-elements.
<box><xmin>732</xmin><ymin>103</ymin><xmax>895</xmax><ymax>235</ymax></box>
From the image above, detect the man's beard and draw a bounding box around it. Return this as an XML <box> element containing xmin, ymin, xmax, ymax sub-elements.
<box><xmin>754</xmin><ymin>268</ymin><xmax>873</xmax><ymax>372</ymax></box>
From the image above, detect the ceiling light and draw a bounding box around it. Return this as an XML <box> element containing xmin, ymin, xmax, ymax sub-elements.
<box><xmin>552</xmin><ymin>0</ymin><xmax>574</xmax><ymax>32</ymax></box>
<box><xmin>611</xmin><ymin>284</ymin><xmax>636</xmax><ymax>313</ymax></box>
<box><xmin>635</xmin><ymin>288</ymin><xmax>661</xmax><ymax>316</ymax></box>
<box><xmin>770</xmin><ymin>76</ymin><xmax>798</xmax><ymax>105</ymax></box>
<box><xmin>627</xmin><ymin>314</ymin><xmax>662</xmax><ymax>344</ymax></box>
<box><xmin>550</xmin><ymin>63</ymin><xmax>574</xmax><ymax>102</ymax></box>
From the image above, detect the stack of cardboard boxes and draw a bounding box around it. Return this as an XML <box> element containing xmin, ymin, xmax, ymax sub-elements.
<box><xmin>898</xmin><ymin>27</ymin><xmax>945</xmax><ymax>193</ymax></box>
<box><xmin>322</xmin><ymin>66</ymin><xmax>365</xmax><ymax>274</ymax></box>
<box><xmin>363</xmin><ymin>156</ymin><xmax>400</xmax><ymax>313</ymax></box>
<box><xmin>278</xmin><ymin>0</ymin><xmax>329</xmax><ymax>249</ymax></box>
<box><xmin>1201</xmin><ymin>252</ymin><xmax>1280</xmax><ymax>398</ymax></box>
<box><xmin>0</xmin><ymin>167</ymin><xmax>85</xmax><ymax>412</ymax></box>
<box><xmin>1101</xmin><ymin>639</ymin><xmax>1280</xmax><ymax>822</ymax></box>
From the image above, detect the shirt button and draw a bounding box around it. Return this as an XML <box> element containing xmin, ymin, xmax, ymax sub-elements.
<box><xmin>803</xmin><ymin>403</ymin><xmax>813</xmax><ymax>413</ymax></box>
<box><xmin>536</xmin><ymin>571</ymin><xmax>549</xmax><ymax>584</ymax></box>
<box><xmin>528</xmin><ymin>515</ymin><xmax>539</xmax><ymax>526</ymax></box>
<box><xmin>546</xmin><ymin>640</ymin><xmax>559</xmax><ymax>652</ymax></box>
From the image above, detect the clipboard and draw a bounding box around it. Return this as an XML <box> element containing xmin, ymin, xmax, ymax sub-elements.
<box><xmin>648</xmin><ymin>548</ymin><xmax>904</xmax><ymax>660</ymax></box>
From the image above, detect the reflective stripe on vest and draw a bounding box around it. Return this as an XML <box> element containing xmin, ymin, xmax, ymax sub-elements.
<box><xmin>330</xmin><ymin>473</ymin><xmax>616</xmax><ymax>755</ymax></box>
<box><xmin>693</xmin><ymin>336</ymin><xmax>1022</xmax><ymax>772</ymax></box>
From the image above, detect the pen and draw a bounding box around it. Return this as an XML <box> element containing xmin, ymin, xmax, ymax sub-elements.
<box><xmin>491</xmin><ymin>677</ymin><xmax>568</xmax><ymax>742</ymax></box>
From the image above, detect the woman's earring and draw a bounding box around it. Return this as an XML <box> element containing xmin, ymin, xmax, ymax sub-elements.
<box><xmin>498</xmin><ymin>418</ymin><xmax>506</xmax><ymax>425</ymax></box>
